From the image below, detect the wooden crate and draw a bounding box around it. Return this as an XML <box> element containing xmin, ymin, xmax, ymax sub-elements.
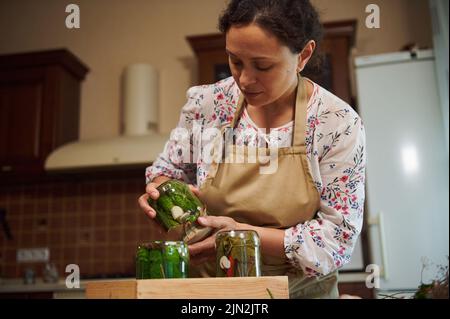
<box><xmin>86</xmin><ymin>276</ymin><xmax>289</xmax><ymax>299</ymax></box>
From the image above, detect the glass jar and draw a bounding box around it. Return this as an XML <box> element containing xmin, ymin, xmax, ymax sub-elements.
<box><xmin>136</xmin><ymin>241</ymin><xmax>189</xmax><ymax>279</ymax></box>
<box><xmin>215</xmin><ymin>230</ymin><xmax>261</xmax><ymax>277</ymax></box>
<box><xmin>147</xmin><ymin>179</ymin><xmax>212</xmax><ymax>243</ymax></box>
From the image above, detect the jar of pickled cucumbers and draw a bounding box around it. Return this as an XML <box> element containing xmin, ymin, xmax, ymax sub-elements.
<box><xmin>215</xmin><ymin>230</ymin><xmax>261</xmax><ymax>277</ymax></box>
<box><xmin>147</xmin><ymin>179</ymin><xmax>212</xmax><ymax>244</ymax></box>
<box><xmin>136</xmin><ymin>241</ymin><xmax>189</xmax><ymax>279</ymax></box>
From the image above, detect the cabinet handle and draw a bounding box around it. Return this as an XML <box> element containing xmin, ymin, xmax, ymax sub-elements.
<box><xmin>1</xmin><ymin>165</ymin><xmax>13</xmax><ymax>172</ymax></box>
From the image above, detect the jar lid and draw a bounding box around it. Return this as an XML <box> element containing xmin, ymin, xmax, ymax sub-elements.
<box><xmin>215</xmin><ymin>229</ymin><xmax>260</xmax><ymax>246</ymax></box>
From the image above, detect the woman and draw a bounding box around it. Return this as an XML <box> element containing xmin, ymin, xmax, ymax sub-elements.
<box><xmin>138</xmin><ymin>0</ymin><xmax>366</xmax><ymax>299</ymax></box>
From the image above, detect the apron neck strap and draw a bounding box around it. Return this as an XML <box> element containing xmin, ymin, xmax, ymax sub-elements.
<box><xmin>231</xmin><ymin>94</ymin><xmax>246</xmax><ymax>129</ymax></box>
<box><xmin>231</xmin><ymin>74</ymin><xmax>308</xmax><ymax>147</ymax></box>
<box><xmin>293</xmin><ymin>74</ymin><xmax>308</xmax><ymax>147</ymax></box>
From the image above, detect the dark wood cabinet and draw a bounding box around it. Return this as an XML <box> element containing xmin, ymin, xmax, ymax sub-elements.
<box><xmin>187</xmin><ymin>20</ymin><xmax>356</xmax><ymax>106</ymax></box>
<box><xmin>0</xmin><ymin>49</ymin><xmax>89</xmax><ymax>181</ymax></box>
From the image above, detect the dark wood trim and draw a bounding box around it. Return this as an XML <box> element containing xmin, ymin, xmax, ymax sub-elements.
<box><xmin>187</xmin><ymin>34</ymin><xmax>226</xmax><ymax>54</ymax></box>
<box><xmin>323</xmin><ymin>19</ymin><xmax>358</xmax><ymax>47</ymax></box>
<box><xmin>0</xmin><ymin>48</ymin><xmax>89</xmax><ymax>80</ymax></box>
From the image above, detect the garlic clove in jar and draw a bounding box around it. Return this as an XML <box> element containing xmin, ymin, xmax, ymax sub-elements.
<box><xmin>171</xmin><ymin>206</ymin><xmax>184</xmax><ymax>221</ymax></box>
<box><xmin>219</xmin><ymin>256</ymin><xmax>231</xmax><ymax>270</ymax></box>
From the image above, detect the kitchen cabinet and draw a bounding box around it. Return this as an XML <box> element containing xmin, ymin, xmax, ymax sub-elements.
<box><xmin>0</xmin><ymin>49</ymin><xmax>89</xmax><ymax>182</ymax></box>
<box><xmin>187</xmin><ymin>20</ymin><xmax>356</xmax><ymax>106</ymax></box>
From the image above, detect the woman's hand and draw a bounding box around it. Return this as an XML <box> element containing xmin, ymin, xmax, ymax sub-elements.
<box><xmin>188</xmin><ymin>215</ymin><xmax>241</xmax><ymax>265</ymax></box>
<box><xmin>138</xmin><ymin>176</ymin><xmax>171</xmax><ymax>219</ymax></box>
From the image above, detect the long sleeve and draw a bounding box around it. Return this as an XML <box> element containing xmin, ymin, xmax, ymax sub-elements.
<box><xmin>145</xmin><ymin>86</ymin><xmax>204</xmax><ymax>185</ymax></box>
<box><xmin>284</xmin><ymin>98</ymin><xmax>366</xmax><ymax>277</ymax></box>
<box><xmin>145</xmin><ymin>76</ymin><xmax>240</xmax><ymax>186</ymax></box>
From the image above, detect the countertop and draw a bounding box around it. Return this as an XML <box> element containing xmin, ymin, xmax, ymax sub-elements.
<box><xmin>0</xmin><ymin>272</ymin><xmax>368</xmax><ymax>294</ymax></box>
<box><xmin>0</xmin><ymin>277</ymin><xmax>133</xmax><ymax>294</ymax></box>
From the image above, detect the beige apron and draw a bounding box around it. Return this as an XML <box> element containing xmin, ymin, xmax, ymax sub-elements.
<box><xmin>197</xmin><ymin>75</ymin><xmax>339</xmax><ymax>299</ymax></box>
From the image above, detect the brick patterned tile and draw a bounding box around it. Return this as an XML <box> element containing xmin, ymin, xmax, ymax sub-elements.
<box><xmin>21</xmin><ymin>208</ymin><xmax>35</xmax><ymax>217</ymax></box>
<box><xmin>19</xmin><ymin>232</ymin><xmax>33</xmax><ymax>247</ymax></box>
<box><xmin>93</xmin><ymin>197</ymin><xmax>108</xmax><ymax>212</ymax></box>
<box><xmin>91</xmin><ymin>246</ymin><xmax>107</xmax><ymax>261</ymax></box>
<box><xmin>80</xmin><ymin>199</ymin><xmax>92</xmax><ymax>212</ymax></box>
<box><xmin>35</xmin><ymin>232</ymin><xmax>48</xmax><ymax>246</ymax></box>
<box><xmin>51</xmin><ymin>199</ymin><xmax>64</xmax><ymax>213</ymax></box>
<box><xmin>108</xmin><ymin>228</ymin><xmax>123</xmax><ymax>245</ymax></box>
<box><xmin>109</xmin><ymin>210</ymin><xmax>123</xmax><ymax>227</ymax></box>
<box><xmin>49</xmin><ymin>215</ymin><xmax>64</xmax><ymax>229</ymax></box>
<box><xmin>92</xmin><ymin>261</ymin><xmax>108</xmax><ymax>275</ymax></box>
<box><xmin>80</xmin><ymin>182</ymin><xmax>93</xmax><ymax>196</ymax></box>
<box><xmin>63</xmin><ymin>246</ymin><xmax>77</xmax><ymax>264</ymax></box>
<box><xmin>94</xmin><ymin>229</ymin><xmax>107</xmax><ymax>243</ymax></box>
<box><xmin>94</xmin><ymin>181</ymin><xmax>109</xmax><ymax>195</ymax></box>
<box><xmin>78</xmin><ymin>246</ymin><xmax>92</xmax><ymax>262</ymax></box>
<box><xmin>37</xmin><ymin>185</ymin><xmax>52</xmax><ymax>198</ymax></box>
<box><xmin>4</xmin><ymin>248</ymin><xmax>17</xmax><ymax>263</ymax></box>
<box><xmin>3</xmin><ymin>264</ymin><xmax>18</xmax><ymax>278</ymax></box>
<box><xmin>64</xmin><ymin>231</ymin><xmax>77</xmax><ymax>247</ymax></box>
<box><xmin>94</xmin><ymin>212</ymin><xmax>109</xmax><ymax>228</ymax></box>
<box><xmin>2</xmin><ymin>177</ymin><xmax>153</xmax><ymax>279</ymax></box>
<box><xmin>64</xmin><ymin>198</ymin><xmax>78</xmax><ymax>213</ymax></box>
<box><xmin>79</xmin><ymin>213</ymin><xmax>92</xmax><ymax>228</ymax></box>
<box><xmin>36</xmin><ymin>200</ymin><xmax>50</xmax><ymax>215</ymax></box>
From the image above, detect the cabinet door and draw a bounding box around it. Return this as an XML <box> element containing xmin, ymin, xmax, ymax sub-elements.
<box><xmin>0</xmin><ymin>68</ymin><xmax>46</xmax><ymax>173</ymax></box>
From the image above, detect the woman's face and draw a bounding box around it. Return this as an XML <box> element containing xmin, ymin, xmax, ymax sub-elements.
<box><xmin>226</xmin><ymin>23</ymin><xmax>301</xmax><ymax>107</ymax></box>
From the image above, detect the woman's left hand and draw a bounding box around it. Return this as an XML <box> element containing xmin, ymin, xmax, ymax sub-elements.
<box><xmin>188</xmin><ymin>215</ymin><xmax>241</xmax><ymax>266</ymax></box>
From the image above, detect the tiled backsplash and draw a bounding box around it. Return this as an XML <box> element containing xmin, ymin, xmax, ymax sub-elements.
<box><xmin>0</xmin><ymin>175</ymin><xmax>167</xmax><ymax>280</ymax></box>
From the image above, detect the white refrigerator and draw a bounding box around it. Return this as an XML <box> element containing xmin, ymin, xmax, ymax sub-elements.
<box><xmin>354</xmin><ymin>50</ymin><xmax>449</xmax><ymax>292</ymax></box>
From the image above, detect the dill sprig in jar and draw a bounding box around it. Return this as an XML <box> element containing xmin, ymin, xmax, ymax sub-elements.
<box><xmin>215</xmin><ymin>230</ymin><xmax>261</xmax><ymax>277</ymax></box>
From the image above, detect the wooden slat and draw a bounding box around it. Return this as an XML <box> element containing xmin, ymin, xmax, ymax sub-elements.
<box><xmin>137</xmin><ymin>276</ymin><xmax>289</xmax><ymax>299</ymax></box>
<box><xmin>85</xmin><ymin>280</ymin><xmax>136</xmax><ymax>299</ymax></box>
<box><xmin>85</xmin><ymin>276</ymin><xmax>289</xmax><ymax>299</ymax></box>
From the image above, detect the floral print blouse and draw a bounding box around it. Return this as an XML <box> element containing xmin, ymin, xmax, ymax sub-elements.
<box><xmin>146</xmin><ymin>76</ymin><xmax>366</xmax><ymax>277</ymax></box>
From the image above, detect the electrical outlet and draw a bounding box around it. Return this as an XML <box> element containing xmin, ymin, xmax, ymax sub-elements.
<box><xmin>16</xmin><ymin>248</ymin><xmax>50</xmax><ymax>263</ymax></box>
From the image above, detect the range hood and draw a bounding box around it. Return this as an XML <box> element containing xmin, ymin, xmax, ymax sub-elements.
<box><xmin>45</xmin><ymin>64</ymin><xmax>170</xmax><ymax>171</ymax></box>
<box><xmin>44</xmin><ymin>133</ymin><xmax>169</xmax><ymax>171</ymax></box>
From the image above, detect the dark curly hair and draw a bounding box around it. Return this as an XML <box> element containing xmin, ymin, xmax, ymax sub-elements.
<box><xmin>218</xmin><ymin>0</ymin><xmax>324</xmax><ymax>71</ymax></box>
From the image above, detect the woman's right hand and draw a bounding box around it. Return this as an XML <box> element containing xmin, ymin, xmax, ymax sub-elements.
<box><xmin>138</xmin><ymin>176</ymin><xmax>171</xmax><ymax>219</ymax></box>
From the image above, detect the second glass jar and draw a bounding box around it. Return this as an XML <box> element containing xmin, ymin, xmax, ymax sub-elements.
<box><xmin>215</xmin><ymin>230</ymin><xmax>261</xmax><ymax>277</ymax></box>
<box><xmin>136</xmin><ymin>241</ymin><xmax>189</xmax><ymax>279</ymax></box>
